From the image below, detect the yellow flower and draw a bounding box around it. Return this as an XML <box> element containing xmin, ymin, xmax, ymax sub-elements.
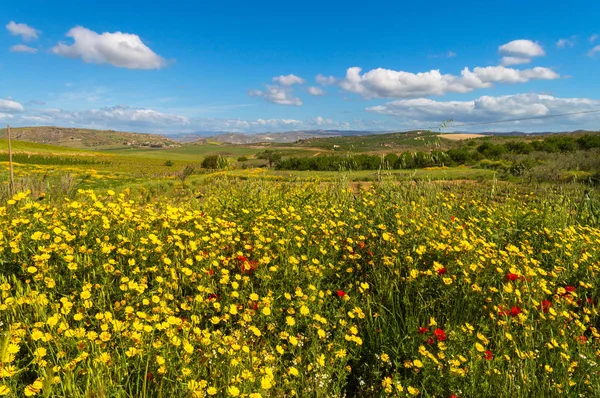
<box><xmin>261</xmin><ymin>375</ymin><xmax>273</xmax><ymax>390</ymax></box>
<box><xmin>207</xmin><ymin>387</ymin><xmax>218</xmax><ymax>395</ymax></box>
<box><xmin>24</xmin><ymin>380</ymin><xmax>43</xmax><ymax>396</ymax></box>
<box><xmin>475</xmin><ymin>343</ymin><xmax>485</xmax><ymax>352</ymax></box>
<box><xmin>288</xmin><ymin>256</ymin><xmax>300</xmax><ymax>265</ymax></box>
<box><xmin>0</xmin><ymin>385</ymin><xmax>10</xmax><ymax>396</ymax></box>
<box><xmin>407</xmin><ymin>386</ymin><xmax>420</xmax><ymax>396</ymax></box>
<box><xmin>228</xmin><ymin>386</ymin><xmax>240</xmax><ymax>396</ymax></box>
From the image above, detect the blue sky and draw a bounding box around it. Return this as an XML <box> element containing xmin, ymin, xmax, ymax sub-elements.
<box><xmin>1</xmin><ymin>0</ymin><xmax>599</xmax><ymax>134</ymax></box>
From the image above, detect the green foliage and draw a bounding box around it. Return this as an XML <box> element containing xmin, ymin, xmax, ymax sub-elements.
<box><xmin>256</xmin><ymin>150</ymin><xmax>282</xmax><ymax>167</ymax></box>
<box><xmin>201</xmin><ymin>154</ymin><xmax>228</xmax><ymax>169</ymax></box>
<box><xmin>164</xmin><ymin>160</ymin><xmax>175</xmax><ymax>167</ymax></box>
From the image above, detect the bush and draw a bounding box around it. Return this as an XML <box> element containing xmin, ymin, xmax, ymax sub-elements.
<box><xmin>164</xmin><ymin>160</ymin><xmax>174</xmax><ymax>167</ymax></box>
<box><xmin>201</xmin><ymin>154</ymin><xmax>228</xmax><ymax>169</ymax></box>
<box><xmin>237</xmin><ymin>156</ymin><xmax>249</xmax><ymax>162</ymax></box>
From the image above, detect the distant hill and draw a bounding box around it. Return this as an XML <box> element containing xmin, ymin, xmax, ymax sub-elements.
<box><xmin>0</xmin><ymin>126</ymin><xmax>177</xmax><ymax>149</ymax></box>
<box><xmin>202</xmin><ymin>130</ymin><xmax>391</xmax><ymax>144</ymax></box>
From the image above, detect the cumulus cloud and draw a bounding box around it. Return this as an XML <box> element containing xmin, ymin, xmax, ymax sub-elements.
<box><xmin>587</xmin><ymin>45</ymin><xmax>600</xmax><ymax>56</ymax></box>
<box><xmin>10</xmin><ymin>44</ymin><xmax>37</xmax><ymax>53</ymax></box>
<box><xmin>6</xmin><ymin>21</ymin><xmax>39</xmax><ymax>41</ymax></box>
<box><xmin>499</xmin><ymin>39</ymin><xmax>545</xmax><ymax>58</ymax></box>
<box><xmin>307</xmin><ymin>86</ymin><xmax>326</xmax><ymax>96</ymax></box>
<box><xmin>0</xmin><ymin>99</ymin><xmax>25</xmax><ymax>112</ymax></box>
<box><xmin>470</xmin><ymin>66</ymin><xmax>559</xmax><ymax>83</ymax></box>
<box><xmin>367</xmin><ymin>93</ymin><xmax>600</xmax><ymax>130</ymax></box>
<box><xmin>499</xmin><ymin>39</ymin><xmax>545</xmax><ymax>65</ymax></box>
<box><xmin>20</xmin><ymin>105</ymin><xmax>189</xmax><ymax>131</ymax></box>
<box><xmin>330</xmin><ymin>65</ymin><xmax>559</xmax><ymax>99</ymax></box>
<box><xmin>557</xmin><ymin>38</ymin><xmax>575</xmax><ymax>48</ymax></box>
<box><xmin>316</xmin><ymin>74</ymin><xmax>336</xmax><ymax>85</ymax></box>
<box><xmin>272</xmin><ymin>74</ymin><xmax>305</xmax><ymax>86</ymax></box>
<box><xmin>7</xmin><ymin>102</ymin><xmax>380</xmax><ymax>133</ymax></box>
<box><xmin>248</xmin><ymin>85</ymin><xmax>302</xmax><ymax>106</ymax></box>
<box><xmin>52</xmin><ymin>26</ymin><xmax>166</xmax><ymax>69</ymax></box>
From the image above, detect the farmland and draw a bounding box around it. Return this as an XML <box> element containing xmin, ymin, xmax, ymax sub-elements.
<box><xmin>0</xmin><ymin>129</ymin><xmax>600</xmax><ymax>397</ymax></box>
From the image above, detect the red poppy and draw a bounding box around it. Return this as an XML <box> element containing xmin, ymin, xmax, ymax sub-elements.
<box><xmin>358</xmin><ymin>241</ymin><xmax>366</xmax><ymax>249</ymax></box>
<box><xmin>437</xmin><ymin>267</ymin><xmax>447</xmax><ymax>275</ymax></box>
<box><xmin>434</xmin><ymin>328</ymin><xmax>447</xmax><ymax>341</ymax></box>
<box><xmin>207</xmin><ymin>293</ymin><xmax>219</xmax><ymax>301</ymax></box>
<box><xmin>577</xmin><ymin>335</ymin><xmax>588</xmax><ymax>344</ymax></box>
<box><xmin>586</xmin><ymin>298</ymin><xmax>597</xmax><ymax>306</ymax></box>
<box><xmin>451</xmin><ymin>216</ymin><xmax>456</xmax><ymax>222</ymax></box>
<box><xmin>208</xmin><ymin>269</ymin><xmax>215</xmax><ymax>276</ymax></box>
<box><xmin>337</xmin><ymin>290</ymin><xmax>346</xmax><ymax>298</ymax></box>
<box><xmin>506</xmin><ymin>273</ymin><xmax>518</xmax><ymax>281</ymax></box>
<box><xmin>146</xmin><ymin>372</ymin><xmax>154</xmax><ymax>381</ymax></box>
<box><xmin>427</xmin><ymin>337</ymin><xmax>435</xmax><ymax>345</ymax></box>
<box><xmin>540</xmin><ymin>300</ymin><xmax>552</xmax><ymax>313</ymax></box>
<box><xmin>418</xmin><ymin>327</ymin><xmax>428</xmax><ymax>334</ymax></box>
<box><xmin>565</xmin><ymin>285</ymin><xmax>576</xmax><ymax>293</ymax></box>
<box><xmin>450</xmin><ymin>395</ymin><xmax>458</xmax><ymax>398</ymax></box>
<box><xmin>484</xmin><ymin>350</ymin><xmax>493</xmax><ymax>360</ymax></box>
<box><xmin>510</xmin><ymin>306</ymin><xmax>522</xmax><ymax>317</ymax></box>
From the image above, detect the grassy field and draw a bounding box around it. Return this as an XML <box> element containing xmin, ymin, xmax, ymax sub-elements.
<box><xmin>1</xmin><ymin>133</ymin><xmax>600</xmax><ymax>397</ymax></box>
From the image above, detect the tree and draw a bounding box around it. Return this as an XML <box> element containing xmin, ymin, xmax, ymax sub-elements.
<box><xmin>257</xmin><ymin>150</ymin><xmax>282</xmax><ymax>168</ymax></box>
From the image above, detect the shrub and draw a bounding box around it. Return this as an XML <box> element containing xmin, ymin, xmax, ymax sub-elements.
<box><xmin>201</xmin><ymin>154</ymin><xmax>228</xmax><ymax>169</ymax></box>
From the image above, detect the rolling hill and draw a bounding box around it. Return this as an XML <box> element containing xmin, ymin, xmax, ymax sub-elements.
<box><xmin>0</xmin><ymin>126</ymin><xmax>177</xmax><ymax>149</ymax></box>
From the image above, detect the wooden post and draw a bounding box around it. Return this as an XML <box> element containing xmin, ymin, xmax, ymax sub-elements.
<box><xmin>7</xmin><ymin>125</ymin><xmax>15</xmax><ymax>197</ymax></box>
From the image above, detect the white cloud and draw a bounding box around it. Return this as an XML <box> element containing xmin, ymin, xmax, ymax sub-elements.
<box><xmin>498</xmin><ymin>40</ymin><xmax>545</xmax><ymax>65</ymax></box>
<box><xmin>7</xmin><ymin>102</ymin><xmax>384</xmax><ymax>133</ymax></box>
<box><xmin>587</xmin><ymin>45</ymin><xmax>600</xmax><ymax>56</ymax></box>
<box><xmin>499</xmin><ymin>39</ymin><xmax>545</xmax><ymax>58</ymax></box>
<box><xmin>470</xmin><ymin>66</ymin><xmax>559</xmax><ymax>83</ymax></box>
<box><xmin>0</xmin><ymin>99</ymin><xmax>25</xmax><ymax>112</ymax></box>
<box><xmin>23</xmin><ymin>105</ymin><xmax>189</xmax><ymax>130</ymax></box>
<box><xmin>316</xmin><ymin>74</ymin><xmax>336</xmax><ymax>85</ymax></box>
<box><xmin>307</xmin><ymin>86</ymin><xmax>326</xmax><ymax>96</ymax></box>
<box><xmin>367</xmin><ymin>93</ymin><xmax>600</xmax><ymax>131</ymax></box>
<box><xmin>557</xmin><ymin>38</ymin><xmax>575</xmax><ymax>48</ymax></box>
<box><xmin>6</xmin><ymin>21</ymin><xmax>39</xmax><ymax>41</ymax></box>
<box><xmin>248</xmin><ymin>85</ymin><xmax>302</xmax><ymax>106</ymax></box>
<box><xmin>10</xmin><ymin>44</ymin><xmax>37</xmax><ymax>53</ymax></box>
<box><xmin>331</xmin><ymin>65</ymin><xmax>559</xmax><ymax>99</ymax></box>
<box><xmin>590</xmin><ymin>34</ymin><xmax>599</xmax><ymax>43</ymax></box>
<box><xmin>501</xmin><ymin>56</ymin><xmax>531</xmax><ymax>66</ymax></box>
<box><xmin>272</xmin><ymin>74</ymin><xmax>305</xmax><ymax>86</ymax></box>
<box><xmin>52</xmin><ymin>26</ymin><xmax>166</xmax><ymax>69</ymax></box>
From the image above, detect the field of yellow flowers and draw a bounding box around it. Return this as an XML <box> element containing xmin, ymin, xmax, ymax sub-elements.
<box><xmin>0</xmin><ymin>178</ymin><xmax>599</xmax><ymax>397</ymax></box>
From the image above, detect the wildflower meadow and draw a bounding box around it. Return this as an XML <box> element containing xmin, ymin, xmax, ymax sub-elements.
<box><xmin>0</xmin><ymin>178</ymin><xmax>599</xmax><ymax>397</ymax></box>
